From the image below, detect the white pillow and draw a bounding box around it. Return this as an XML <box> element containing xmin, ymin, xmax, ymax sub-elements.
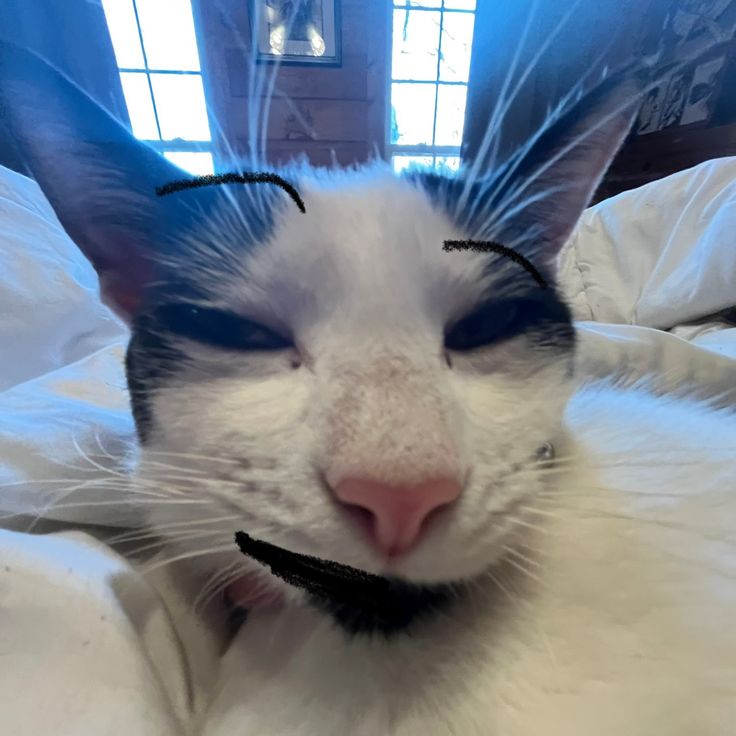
<box><xmin>0</xmin><ymin>164</ymin><xmax>127</xmax><ymax>391</ymax></box>
<box><xmin>559</xmin><ymin>157</ymin><xmax>736</xmax><ymax>330</ymax></box>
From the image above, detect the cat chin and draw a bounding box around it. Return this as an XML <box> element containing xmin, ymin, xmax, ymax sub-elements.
<box><xmin>384</xmin><ymin>545</ymin><xmax>504</xmax><ymax>586</ymax></box>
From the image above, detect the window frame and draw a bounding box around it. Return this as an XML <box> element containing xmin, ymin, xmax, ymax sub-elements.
<box><xmin>103</xmin><ymin>0</ymin><xmax>215</xmax><ymax>168</ymax></box>
<box><xmin>387</xmin><ymin>1</ymin><xmax>476</xmax><ymax>170</ymax></box>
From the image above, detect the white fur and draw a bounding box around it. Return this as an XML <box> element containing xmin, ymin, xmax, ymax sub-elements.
<box><xmin>198</xmin><ymin>386</ymin><xmax>736</xmax><ymax>736</ymax></box>
<box><xmin>133</xmin><ymin>173</ymin><xmax>736</xmax><ymax>734</ymax></box>
<box><xmin>142</xmin><ymin>170</ymin><xmax>569</xmax><ymax>585</ymax></box>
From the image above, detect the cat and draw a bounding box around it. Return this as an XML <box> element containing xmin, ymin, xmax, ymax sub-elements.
<box><xmin>1</xmin><ymin>39</ymin><xmax>735</xmax><ymax>736</ymax></box>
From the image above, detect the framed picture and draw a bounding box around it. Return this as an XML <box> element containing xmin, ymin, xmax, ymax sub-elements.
<box><xmin>635</xmin><ymin>0</ymin><xmax>736</xmax><ymax>135</ymax></box>
<box><xmin>679</xmin><ymin>54</ymin><xmax>728</xmax><ymax>125</ymax></box>
<box><xmin>251</xmin><ymin>0</ymin><xmax>341</xmax><ymax>66</ymax></box>
<box><xmin>636</xmin><ymin>80</ymin><xmax>669</xmax><ymax>134</ymax></box>
<box><xmin>659</xmin><ymin>68</ymin><xmax>693</xmax><ymax>129</ymax></box>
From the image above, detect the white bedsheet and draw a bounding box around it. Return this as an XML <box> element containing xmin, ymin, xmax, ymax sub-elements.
<box><xmin>1</xmin><ymin>158</ymin><xmax>735</xmax><ymax>734</ymax></box>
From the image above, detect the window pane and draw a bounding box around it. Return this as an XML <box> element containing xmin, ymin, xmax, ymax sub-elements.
<box><xmin>443</xmin><ymin>0</ymin><xmax>476</xmax><ymax>9</ymax></box>
<box><xmin>391</xmin><ymin>83</ymin><xmax>436</xmax><ymax>145</ymax></box>
<box><xmin>393</xmin><ymin>1</ymin><xmax>442</xmax><ymax>7</ymax></box>
<box><xmin>150</xmin><ymin>73</ymin><xmax>211</xmax><ymax>141</ymax></box>
<box><xmin>135</xmin><ymin>0</ymin><xmax>201</xmax><ymax>71</ymax></box>
<box><xmin>434</xmin><ymin>155</ymin><xmax>461</xmax><ymax>173</ymax></box>
<box><xmin>119</xmin><ymin>72</ymin><xmax>159</xmax><ymax>139</ymax></box>
<box><xmin>440</xmin><ymin>12</ymin><xmax>475</xmax><ymax>82</ymax></box>
<box><xmin>391</xmin><ymin>9</ymin><xmax>441</xmax><ymax>81</ymax></box>
<box><xmin>434</xmin><ymin>84</ymin><xmax>467</xmax><ymax>146</ymax></box>
<box><xmin>101</xmin><ymin>0</ymin><xmax>144</xmax><ymax>68</ymax></box>
<box><xmin>392</xmin><ymin>155</ymin><xmax>434</xmax><ymax>173</ymax></box>
<box><xmin>163</xmin><ymin>151</ymin><xmax>214</xmax><ymax>175</ymax></box>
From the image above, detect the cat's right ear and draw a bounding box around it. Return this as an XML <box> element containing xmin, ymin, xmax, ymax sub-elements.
<box><xmin>0</xmin><ymin>41</ymin><xmax>191</xmax><ymax>321</ymax></box>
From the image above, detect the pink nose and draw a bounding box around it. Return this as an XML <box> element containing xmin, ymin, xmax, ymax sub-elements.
<box><xmin>333</xmin><ymin>477</ymin><xmax>462</xmax><ymax>556</ymax></box>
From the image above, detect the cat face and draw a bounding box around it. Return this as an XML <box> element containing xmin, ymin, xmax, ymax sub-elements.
<box><xmin>0</xmin><ymin>40</ymin><xmax>641</xmax><ymax>602</ymax></box>
<box><xmin>131</xmin><ymin>168</ymin><xmax>575</xmax><ymax>588</ymax></box>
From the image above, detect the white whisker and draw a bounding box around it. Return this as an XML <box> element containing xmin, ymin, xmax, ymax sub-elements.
<box><xmin>457</xmin><ymin>0</ymin><xmax>541</xmax><ymax>215</ymax></box>
<box><xmin>140</xmin><ymin>543</ymin><xmax>235</xmax><ymax>574</ymax></box>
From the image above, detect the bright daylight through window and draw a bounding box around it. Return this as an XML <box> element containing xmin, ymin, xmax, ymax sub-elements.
<box><xmin>390</xmin><ymin>0</ymin><xmax>477</xmax><ymax>173</ymax></box>
<box><xmin>101</xmin><ymin>0</ymin><xmax>214</xmax><ymax>176</ymax></box>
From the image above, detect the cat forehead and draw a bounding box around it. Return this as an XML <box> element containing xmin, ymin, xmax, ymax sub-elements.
<box><xmin>211</xmin><ymin>170</ymin><xmax>489</xmax><ymax>323</ymax></box>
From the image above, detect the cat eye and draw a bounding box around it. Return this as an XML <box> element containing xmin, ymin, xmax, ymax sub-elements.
<box><xmin>444</xmin><ymin>300</ymin><xmax>521</xmax><ymax>352</ymax></box>
<box><xmin>445</xmin><ymin>292</ymin><xmax>575</xmax><ymax>354</ymax></box>
<box><xmin>155</xmin><ymin>304</ymin><xmax>293</xmax><ymax>352</ymax></box>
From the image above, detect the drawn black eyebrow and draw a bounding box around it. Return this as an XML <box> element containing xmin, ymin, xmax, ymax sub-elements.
<box><xmin>443</xmin><ymin>240</ymin><xmax>548</xmax><ymax>289</ymax></box>
<box><xmin>155</xmin><ymin>171</ymin><xmax>306</xmax><ymax>213</ymax></box>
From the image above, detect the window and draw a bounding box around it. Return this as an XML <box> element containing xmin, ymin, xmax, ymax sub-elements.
<box><xmin>101</xmin><ymin>0</ymin><xmax>214</xmax><ymax>175</ymax></box>
<box><xmin>389</xmin><ymin>1</ymin><xmax>476</xmax><ymax>174</ymax></box>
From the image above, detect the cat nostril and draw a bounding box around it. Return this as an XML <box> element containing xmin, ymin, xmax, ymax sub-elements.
<box><xmin>332</xmin><ymin>477</ymin><xmax>462</xmax><ymax>556</ymax></box>
<box><xmin>340</xmin><ymin>503</ymin><xmax>375</xmax><ymax>537</ymax></box>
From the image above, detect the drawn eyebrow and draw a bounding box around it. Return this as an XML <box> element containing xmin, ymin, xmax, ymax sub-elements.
<box><xmin>443</xmin><ymin>240</ymin><xmax>548</xmax><ymax>289</ymax></box>
<box><xmin>155</xmin><ymin>171</ymin><xmax>306</xmax><ymax>213</ymax></box>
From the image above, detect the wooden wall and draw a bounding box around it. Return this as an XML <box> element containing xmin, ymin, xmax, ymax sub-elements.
<box><xmin>194</xmin><ymin>0</ymin><xmax>390</xmax><ymax>169</ymax></box>
<box><xmin>463</xmin><ymin>0</ymin><xmax>646</xmax><ymax>165</ymax></box>
<box><xmin>464</xmin><ymin>0</ymin><xmax>736</xmax><ymax>201</ymax></box>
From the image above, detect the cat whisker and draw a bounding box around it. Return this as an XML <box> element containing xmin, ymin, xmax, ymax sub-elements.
<box><xmin>460</xmin><ymin>0</ymin><xmax>591</xmax><ymax>226</ymax></box>
<box><xmin>483</xmin><ymin>0</ymin><xmax>593</xmax><ymax>177</ymax></box>
<box><xmin>503</xmin><ymin>544</ymin><xmax>543</xmax><ymax>570</ymax></box>
<box><xmin>457</xmin><ymin>0</ymin><xmax>541</xmax><ymax>214</ymax></box>
<box><xmin>502</xmin><ymin>552</ymin><xmax>546</xmax><ymax>587</ymax></box>
<box><xmin>142</xmin><ymin>447</ymin><xmax>271</xmax><ymax>466</ymax></box>
<box><xmin>126</xmin><ymin>530</ymin><xmax>224</xmax><ymax>560</ymax></box>
<box><xmin>139</xmin><ymin>543</ymin><xmax>236</xmax><ymax>575</ymax></box>
<box><xmin>487</xmin><ymin>44</ymin><xmax>717</xmax><ymax>237</ymax></box>
<box><xmin>466</xmin><ymin>37</ymin><xmax>617</xmax><ymax>236</ymax></box>
<box><xmin>70</xmin><ymin>433</ymin><xmax>128</xmax><ymax>478</ymax></box>
<box><xmin>543</xmin><ymin>504</ymin><xmax>736</xmax><ymax>542</ymax></box>
<box><xmin>505</xmin><ymin>515</ymin><xmax>549</xmax><ymax>534</ymax></box>
<box><xmin>517</xmin><ymin>504</ymin><xmax>563</xmax><ymax>521</ymax></box>
<box><xmin>0</xmin><ymin>478</ymin><xmax>127</xmax><ymax>489</ymax></box>
<box><xmin>194</xmin><ymin>561</ymin><xmax>245</xmax><ymax>614</ymax></box>
<box><xmin>91</xmin><ymin>429</ymin><xmax>127</xmax><ymax>464</ymax></box>
<box><xmin>104</xmin><ymin>515</ymin><xmax>234</xmax><ymax>546</ymax></box>
<box><xmin>33</xmin><ymin>497</ymin><xmax>210</xmax><ymax>510</ymax></box>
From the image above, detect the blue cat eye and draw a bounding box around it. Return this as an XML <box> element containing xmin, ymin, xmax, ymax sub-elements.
<box><xmin>444</xmin><ymin>292</ymin><xmax>571</xmax><ymax>352</ymax></box>
<box><xmin>155</xmin><ymin>304</ymin><xmax>293</xmax><ymax>352</ymax></box>
<box><xmin>444</xmin><ymin>300</ymin><xmax>520</xmax><ymax>351</ymax></box>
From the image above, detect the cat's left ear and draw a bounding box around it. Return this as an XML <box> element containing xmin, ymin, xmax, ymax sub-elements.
<box><xmin>0</xmin><ymin>41</ymin><xmax>195</xmax><ymax>321</ymax></box>
<box><xmin>458</xmin><ymin>68</ymin><xmax>645</xmax><ymax>268</ymax></box>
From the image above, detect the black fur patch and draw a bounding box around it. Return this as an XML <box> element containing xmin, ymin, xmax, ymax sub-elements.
<box><xmin>123</xmin><ymin>182</ymin><xmax>285</xmax><ymax>442</ymax></box>
<box><xmin>235</xmin><ymin>532</ymin><xmax>458</xmax><ymax>637</ymax></box>
<box><xmin>445</xmin><ymin>289</ymin><xmax>575</xmax><ymax>354</ymax></box>
<box><xmin>125</xmin><ymin>308</ymin><xmax>187</xmax><ymax>443</ymax></box>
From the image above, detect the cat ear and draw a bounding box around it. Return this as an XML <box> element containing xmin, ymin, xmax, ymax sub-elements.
<box><xmin>0</xmin><ymin>41</ymin><xmax>190</xmax><ymax>320</ymax></box>
<box><xmin>462</xmin><ymin>67</ymin><xmax>644</xmax><ymax>268</ymax></box>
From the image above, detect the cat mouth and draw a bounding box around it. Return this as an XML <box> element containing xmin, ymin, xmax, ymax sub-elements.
<box><xmin>234</xmin><ymin>531</ymin><xmax>459</xmax><ymax>636</ymax></box>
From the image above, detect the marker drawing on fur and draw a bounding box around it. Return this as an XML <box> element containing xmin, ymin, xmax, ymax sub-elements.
<box><xmin>234</xmin><ymin>531</ymin><xmax>454</xmax><ymax>636</ymax></box>
<box><xmin>156</xmin><ymin>171</ymin><xmax>306</xmax><ymax>213</ymax></box>
<box><xmin>444</xmin><ymin>240</ymin><xmax>549</xmax><ymax>288</ymax></box>
<box><xmin>156</xmin><ymin>176</ymin><xmax>547</xmax><ymax>291</ymax></box>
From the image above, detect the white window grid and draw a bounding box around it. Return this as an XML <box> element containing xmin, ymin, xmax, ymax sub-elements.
<box><xmin>101</xmin><ymin>0</ymin><xmax>214</xmax><ymax>175</ymax></box>
<box><xmin>389</xmin><ymin>1</ymin><xmax>477</xmax><ymax>172</ymax></box>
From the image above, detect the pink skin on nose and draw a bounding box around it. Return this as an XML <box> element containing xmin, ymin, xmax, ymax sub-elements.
<box><xmin>333</xmin><ymin>477</ymin><xmax>462</xmax><ymax>556</ymax></box>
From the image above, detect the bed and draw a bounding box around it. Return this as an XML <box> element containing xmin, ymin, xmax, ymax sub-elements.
<box><xmin>1</xmin><ymin>157</ymin><xmax>735</xmax><ymax>734</ymax></box>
